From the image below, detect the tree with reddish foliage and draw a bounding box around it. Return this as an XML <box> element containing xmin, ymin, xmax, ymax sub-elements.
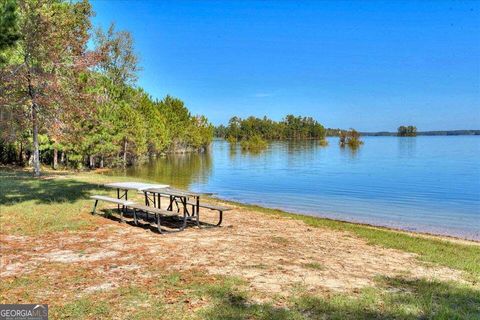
<box><xmin>0</xmin><ymin>0</ymin><xmax>101</xmax><ymax>176</ymax></box>
<box><xmin>339</xmin><ymin>129</ymin><xmax>363</xmax><ymax>148</ymax></box>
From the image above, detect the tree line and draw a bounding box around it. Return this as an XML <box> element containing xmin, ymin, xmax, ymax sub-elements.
<box><xmin>215</xmin><ymin>115</ymin><xmax>327</xmax><ymax>142</ymax></box>
<box><xmin>0</xmin><ymin>0</ymin><xmax>213</xmax><ymax>175</ymax></box>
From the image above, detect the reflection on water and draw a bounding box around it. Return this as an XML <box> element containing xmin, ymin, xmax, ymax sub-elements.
<box><xmin>109</xmin><ymin>136</ymin><xmax>480</xmax><ymax>240</ymax></box>
<box><xmin>398</xmin><ymin>137</ymin><xmax>417</xmax><ymax>158</ymax></box>
<box><xmin>228</xmin><ymin>143</ymin><xmax>237</xmax><ymax>158</ymax></box>
<box><xmin>227</xmin><ymin>139</ymin><xmax>334</xmax><ymax>159</ymax></box>
<box><xmin>339</xmin><ymin>144</ymin><xmax>361</xmax><ymax>159</ymax></box>
<box><xmin>111</xmin><ymin>152</ymin><xmax>212</xmax><ymax>189</ymax></box>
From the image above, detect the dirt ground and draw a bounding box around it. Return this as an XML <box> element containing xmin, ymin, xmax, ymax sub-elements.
<box><xmin>1</xmin><ymin>200</ymin><xmax>472</xmax><ymax>305</ymax></box>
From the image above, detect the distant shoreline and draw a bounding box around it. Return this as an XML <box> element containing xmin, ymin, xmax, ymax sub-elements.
<box><xmin>359</xmin><ymin>130</ymin><xmax>480</xmax><ymax>136</ymax></box>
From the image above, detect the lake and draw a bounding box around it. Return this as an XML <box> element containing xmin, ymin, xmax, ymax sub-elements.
<box><xmin>111</xmin><ymin>136</ymin><xmax>480</xmax><ymax>240</ymax></box>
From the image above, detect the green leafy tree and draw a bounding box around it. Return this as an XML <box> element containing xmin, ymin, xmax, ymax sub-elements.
<box><xmin>222</xmin><ymin>114</ymin><xmax>326</xmax><ymax>142</ymax></box>
<box><xmin>0</xmin><ymin>0</ymin><xmax>20</xmax><ymax>65</ymax></box>
<box><xmin>156</xmin><ymin>95</ymin><xmax>213</xmax><ymax>152</ymax></box>
<box><xmin>94</xmin><ymin>23</ymin><xmax>139</xmax><ymax>91</ymax></box>
<box><xmin>398</xmin><ymin>125</ymin><xmax>417</xmax><ymax>137</ymax></box>
<box><xmin>240</xmin><ymin>134</ymin><xmax>268</xmax><ymax>152</ymax></box>
<box><xmin>93</xmin><ymin>24</ymin><xmax>143</xmax><ymax>166</ymax></box>
<box><xmin>0</xmin><ymin>0</ymin><xmax>99</xmax><ymax>176</ymax></box>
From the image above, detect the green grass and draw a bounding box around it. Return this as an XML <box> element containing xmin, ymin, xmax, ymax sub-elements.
<box><xmin>302</xmin><ymin>262</ymin><xmax>325</xmax><ymax>271</ymax></box>
<box><xmin>55</xmin><ymin>298</ymin><xmax>111</xmax><ymax>319</ymax></box>
<box><xmin>291</xmin><ymin>277</ymin><xmax>480</xmax><ymax>320</ymax></box>
<box><xmin>6</xmin><ymin>270</ymin><xmax>480</xmax><ymax>319</ymax></box>
<box><xmin>0</xmin><ymin>169</ymin><xmax>147</xmax><ymax>235</ymax></box>
<box><xmin>219</xmin><ymin>200</ymin><xmax>480</xmax><ymax>281</ymax></box>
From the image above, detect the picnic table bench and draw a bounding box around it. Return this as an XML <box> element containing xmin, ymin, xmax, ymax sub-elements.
<box><xmin>186</xmin><ymin>201</ymin><xmax>232</xmax><ymax>226</ymax></box>
<box><xmin>129</xmin><ymin>203</ymin><xmax>188</xmax><ymax>233</ymax></box>
<box><xmin>90</xmin><ymin>195</ymin><xmax>134</xmax><ymax>221</ymax></box>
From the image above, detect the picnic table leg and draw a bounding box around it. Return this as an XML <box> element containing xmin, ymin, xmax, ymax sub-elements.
<box><xmin>133</xmin><ymin>208</ymin><xmax>138</xmax><ymax>225</ymax></box>
<box><xmin>184</xmin><ymin>197</ymin><xmax>192</xmax><ymax>217</ymax></box>
<box><xmin>170</xmin><ymin>196</ymin><xmax>180</xmax><ymax>213</ymax></box>
<box><xmin>144</xmin><ymin>192</ymin><xmax>149</xmax><ymax>206</ymax></box>
<box><xmin>120</xmin><ymin>205</ymin><xmax>125</xmax><ymax>223</ymax></box>
<box><xmin>190</xmin><ymin>203</ymin><xmax>196</xmax><ymax>218</ymax></box>
<box><xmin>181</xmin><ymin>196</ymin><xmax>197</xmax><ymax>226</ymax></box>
<box><xmin>216</xmin><ymin>211</ymin><xmax>223</xmax><ymax>226</ymax></box>
<box><xmin>122</xmin><ymin>190</ymin><xmax>128</xmax><ymax>216</ymax></box>
<box><xmin>179</xmin><ymin>204</ymin><xmax>187</xmax><ymax>231</ymax></box>
<box><xmin>176</xmin><ymin>198</ymin><xmax>181</xmax><ymax>213</ymax></box>
<box><xmin>196</xmin><ymin>196</ymin><xmax>200</xmax><ymax>217</ymax></box>
<box><xmin>156</xmin><ymin>213</ymin><xmax>163</xmax><ymax>234</ymax></box>
<box><xmin>199</xmin><ymin>210</ymin><xmax>223</xmax><ymax>228</ymax></box>
<box><xmin>157</xmin><ymin>193</ymin><xmax>161</xmax><ymax>209</ymax></box>
<box><xmin>185</xmin><ymin>196</ymin><xmax>200</xmax><ymax>227</ymax></box>
<box><xmin>195</xmin><ymin>205</ymin><xmax>200</xmax><ymax>227</ymax></box>
<box><xmin>92</xmin><ymin>200</ymin><xmax>99</xmax><ymax>215</ymax></box>
<box><xmin>117</xmin><ymin>188</ymin><xmax>120</xmax><ymax>212</ymax></box>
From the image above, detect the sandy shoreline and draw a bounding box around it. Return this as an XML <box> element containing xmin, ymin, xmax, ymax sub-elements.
<box><xmin>214</xmin><ymin>197</ymin><xmax>480</xmax><ymax>245</ymax></box>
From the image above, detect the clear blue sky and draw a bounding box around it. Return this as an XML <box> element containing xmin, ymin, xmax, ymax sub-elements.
<box><xmin>91</xmin><ymin>0</ymin><xmax>479</xmax><ymax>131</ymax></box>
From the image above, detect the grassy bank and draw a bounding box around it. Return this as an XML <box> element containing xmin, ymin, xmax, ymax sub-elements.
<box><xmin>1</xmin><ymin>168</ymin><xmax>479</xmax><ymax>319</ymax></box>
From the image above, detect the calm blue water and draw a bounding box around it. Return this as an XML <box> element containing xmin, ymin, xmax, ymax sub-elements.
<box><xmin>115</xmin><ymin>136</ymin><xmax>480</xmax><ymax>240</ymax></box>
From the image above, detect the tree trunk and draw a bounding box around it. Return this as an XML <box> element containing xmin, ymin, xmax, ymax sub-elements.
<box><xmin>32</xmin><ymin>103</ymin><xmax>40</xmax><ymax>177</ymax></box>
<box><xmin>123</xmin><ymin>139</ymin><xmax>128</xmax><ymax>168</ymax></box>
<box><xmin>89</xmin><ymin>154</ymin><xmax>95</xmax><ymax>169</ymax></box>
<box><xmin>60</xmin><ymin>151</ymin><xmax>65</xmax><ymax>164</ymax></box>
<box><xmin>100</xmin><ymin>155</ymin><xmax>104</xmax><ymax>168</ymax></box>
<box><xmin>53</xmin><ymin>147</ymin><xmax>58</xmax><ymax>170</ymax></box>
<box><xmin>19</xmin><ymin>141</ymin><xmax>24</xmax><ymax>165</ymax></box>
<box><xmin>27</xmin><ymin>63</ymin><xmax>40</xmax><ymax>176</ymax></box>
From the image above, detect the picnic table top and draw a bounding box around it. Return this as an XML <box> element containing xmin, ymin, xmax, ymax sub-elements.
<box><xmin>144</xmin><ymin>187</ymin><xmax>202</xmax><ymax>198</ymax></box>
<box><xmin>104</xmin><ymin>182</ymin><xmax>169</xmax><ymax>191</ymax></box>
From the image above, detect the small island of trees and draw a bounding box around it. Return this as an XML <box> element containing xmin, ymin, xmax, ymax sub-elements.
<box><xmin>216</xmin><ymin>115</ymin><xmax>328</xmax><ymax>150</ymax></box>
<box><xmin>339</xmin><ymin>129</ymin><xmax>363</xmax><ymax>148</ymax></box>
<box><xmin>397</xmin><ymin>126</ymin><xmax>417</xmax><ymax>137</ymax></box>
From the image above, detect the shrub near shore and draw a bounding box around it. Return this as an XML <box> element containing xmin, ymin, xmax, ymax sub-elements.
<box><xmin>240</xmin><ymin>135</ymin><xmax>268</xmax><ymax>151</ymax></box>
<box><xmin>339</xmin><ymin>129</ymin><xmax>364</xmax><ymax>148</ymax></box>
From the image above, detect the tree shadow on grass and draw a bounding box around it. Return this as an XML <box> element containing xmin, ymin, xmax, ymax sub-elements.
<box><xmin>199</xmin><ymin>283</ymin><xmax>296</xmax><ymax>320</ymax></box>
<box><xmin>201</xmin><ymin>276</ymin><xmax>480</xmax><ymax>320</ymax></box>
<box><xmin>294</xmin><ymin>276</ymin><xmax>480</xmax><ymax>320</ymax></box>
<box><xmin>0</xmin><ymin>170</ymin><xmax>103</xmax><ymax>206</ymax></box>
<box><xmin>97</xmin><ymin>208</ymin><xmax>202</xmax><ymax>233</ymax></box>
